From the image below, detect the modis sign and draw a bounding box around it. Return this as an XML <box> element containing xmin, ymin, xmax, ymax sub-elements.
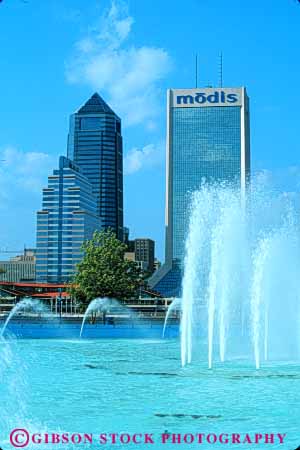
<box><xmin>172</xmin><ymin>88</ymin><xmax>243</xmax><ymax>107</ymax></box>
<box><xmin>177</xmin><ymin>91</ymin><xmax>238</xmax><ymax>105</ymax></box>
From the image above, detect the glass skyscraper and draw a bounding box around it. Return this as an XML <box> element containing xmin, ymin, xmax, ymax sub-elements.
<box><xmin>150</xmin><ymin>87</ymin><xmax>250</xmax><ymax>296</ymax></box>
<box><xmin>67</xmin><ymin>93</ymin><xmax>123</xmax><ymax>241</ymax></box>
<box><xmin>36</xmin><ymin>156</ymin><xmax>101</xmax><ymax>283</ymax></box>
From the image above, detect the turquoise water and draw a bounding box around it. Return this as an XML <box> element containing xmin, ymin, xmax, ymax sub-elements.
<box><xmin>1</xmin><ymin>338</ymin><xmax>299</xmax><ymax>449</ymax></box>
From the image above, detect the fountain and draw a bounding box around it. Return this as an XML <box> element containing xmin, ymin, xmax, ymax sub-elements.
<box><xmin>1</xmin><ymin>297</ymin><xmax>49</xmax><ymax>338</ymax></box>
<box><xmin>162</xmin><ymin>298</ymin><xmax>181</xmax><ymax>338</ymax></box>
<box><xmin>80</xmin><ymin>297</ymin><xmax>131</xmax><ymax>338</ymax></box>
<box><xmin>181</xmin><ymin>180</ymin><xmax>300</xmax><ymax>368</ymax></box>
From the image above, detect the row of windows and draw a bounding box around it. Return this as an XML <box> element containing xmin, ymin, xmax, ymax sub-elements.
<box><xmin>170</xmin><ymin>106</ymin><xmax>242</xmax><ymax>261</ymax></box>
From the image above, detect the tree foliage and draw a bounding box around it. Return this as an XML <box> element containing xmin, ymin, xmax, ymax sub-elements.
<box><xmin>71</xmin><ymin>230</ymin><xmax>142</xmax><ymax>302</ymax></box>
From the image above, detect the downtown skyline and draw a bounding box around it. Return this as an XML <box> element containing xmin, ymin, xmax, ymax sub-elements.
<box><xmin>1</xmin><ymin>0</ymin><xmax>300</xmax><ymax>261</ymax></box>
<box><xmin>36</xmin><ymin>93</ymin><xmax>123</xmax><ymax>283</ymax></box>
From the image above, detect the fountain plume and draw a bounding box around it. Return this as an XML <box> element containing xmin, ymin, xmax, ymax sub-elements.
<box><xmin>181</xmin><ymin>181</ymin><xmax>300</xmax><ymax>368</ymax></box>
<box><xmin>1</xmin><ymin>297</ymin><xmax>49</xmax><ymax>338</ymax></box>
<box><xmin>80</xmin><ymin>297</ymin><xmax>131</xmax><ymax>338</ymax></box>
<box><xmin>162</xmin><ymin>298</ymin><xmax>181</xmax><ymax>338</ymax></box>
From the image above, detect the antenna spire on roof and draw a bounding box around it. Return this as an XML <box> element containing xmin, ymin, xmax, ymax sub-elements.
<box><xmin>195</xmin><ymin>53</ymin><xmax>198</xmax><ymax>88</ymax></box>
<box><xmin>218</xmin><ymin>52</ymin><xmax>223</xmax><ymax>87</ymax></box>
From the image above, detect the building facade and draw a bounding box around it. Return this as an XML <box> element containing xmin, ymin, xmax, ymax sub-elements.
<box><xmin>36</xmin><ymin>156</ymin><xmax>101</xmax><ymax>283</ymax></box>
<box><xmin>0</xmin><ymin>249</ymin><xmax>36</xmax><ymax>282</ymax></box>
<box><xmin>134</xmin><ymin>239</ymin><xmax>155</xmax><ymax>273</ymax></box>
<box><xmin>150</xmin><ymin>87</ymin><xmax>250</xmax><ymax>296</ymax></box>
<box><xmin>125</xmin><ymin>238</ymin><xmax>155</xmax><ymax>274</ymax></box>
<box><xmin>67</xmin><ymin>93</ymin><xmax>124</xmax><ymax>241</ymax></box>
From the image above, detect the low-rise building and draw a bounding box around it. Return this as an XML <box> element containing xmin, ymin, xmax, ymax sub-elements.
<box><xmin>0</xmin><ymin>249</ymin><xmax>36</xmax><ymax>282</ymax></box>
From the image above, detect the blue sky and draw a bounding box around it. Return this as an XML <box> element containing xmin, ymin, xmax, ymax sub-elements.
<box><xmin>0</xmin><ymin>0</ymin><xmax>300</xmax><ymax>260</ymax></box>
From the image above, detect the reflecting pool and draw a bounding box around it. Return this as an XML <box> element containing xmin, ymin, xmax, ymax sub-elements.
<box><xmin>1</xmin><ymin>338</ymin><xmax>299</xmax><ymax>449</ymax></box>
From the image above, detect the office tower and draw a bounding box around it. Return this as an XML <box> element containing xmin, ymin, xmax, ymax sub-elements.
<box><xmin>124</xmin><ymin>238</ymin><xmax>155</xmax><ymax>273</ymax></box>
<box><xmin>123</xmin><ymin>227</ymin><xmax>130</xmax><ymax>247</ymax></box>
<box><xmin>150</xmin><ymin>87</ymin><xmax>250</xmax><ymax>296</ymax></box>
<box><xmin>36</xmin><ymin>156</ymin><xmax>101</xmax><ymax>283</ymax></box>
<box><xmin>67</xmin><ymin>93</ymin><xmax>123</xmax><ymax>240</ymax></box>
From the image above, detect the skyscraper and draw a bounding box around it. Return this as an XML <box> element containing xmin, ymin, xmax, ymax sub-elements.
<box><xmin>67</xmin><ymin>93</ymin><xmax>124</xmax><ymax>241</ymax></box>
<box><xmin>36</xmin><ymin>156</ymin><xmax>101</xmax><ymax>283</ymax></box>
<box><xmin>150</xmin><ymin>87</ymin><xmax>250</xmax><ymax>296</ymax></box>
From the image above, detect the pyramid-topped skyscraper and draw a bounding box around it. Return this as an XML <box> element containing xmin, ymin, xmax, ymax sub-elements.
<box><xmin>77</xmin><ymin>92</ymin><xmax>115</xmax><ymax>115</ymax></box>
<box><xmin>67</xmin><ymin>93</ymin><xmax>123</xmax><ymax>241</ymax></box>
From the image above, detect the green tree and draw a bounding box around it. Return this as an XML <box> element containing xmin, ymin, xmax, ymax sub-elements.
<box><xmin>71</xmin><ymin>230</ymin><xmax>142</xmax><ymax>302</ymax></box>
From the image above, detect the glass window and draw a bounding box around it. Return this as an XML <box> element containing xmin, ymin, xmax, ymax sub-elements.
<box><xmin>80</xmin><ymin>118</ymin><xmax>102</xmax><ymax>130</ymax></box>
